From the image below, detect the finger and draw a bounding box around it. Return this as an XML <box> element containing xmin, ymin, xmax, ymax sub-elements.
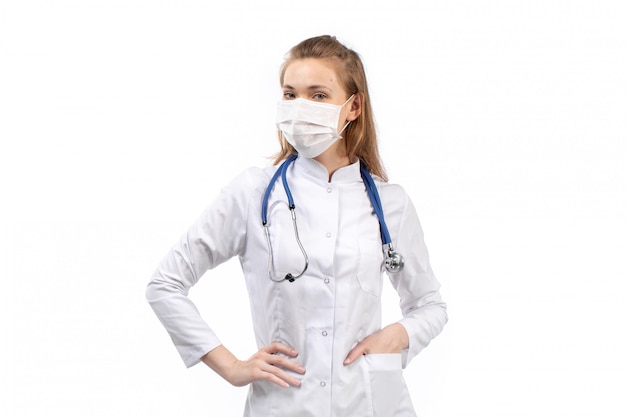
<box><xmin>343</xmin><ymin>343</ymin><xmax>367</xmax><ymax>365</ymax></box>
<box><xmin>263</xmin><ymin>342</ymin><xmax>299</xmax><ymax>357</ymax></box>
<box><xmin>259</xmin><ymin>361</ymin><xmax>303</xmax><ymax>388</ymax></box>
<box><xmin>269</xmin><ymin>368</ymin><xmax>302</xmax><ymax>388</ymax></box>
<box><xmin>259</xmin><ymin>369</ymin><xmax>292</xmax><ymax>388</ymax></box>
<box><xmin>267</xmin><ymin>353</ymin><xmax>306</xmax><ymax>375</ymax></box>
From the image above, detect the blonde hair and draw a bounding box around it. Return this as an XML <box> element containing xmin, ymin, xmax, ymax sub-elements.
<box><xmin>273</xmin><ymin>35</ymin><xmax>387</xmax><ymax>181</ymax></box>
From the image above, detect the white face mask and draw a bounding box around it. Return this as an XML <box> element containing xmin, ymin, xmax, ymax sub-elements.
<box><xmin>276</xmin><ymin>95</ymin><xmax>354</xmax><ymax>158</ymax></box>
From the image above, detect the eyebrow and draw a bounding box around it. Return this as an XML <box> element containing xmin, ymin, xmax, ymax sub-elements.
<box><xmin>282</xmin><ymin>84</ymin><xmax>333</xmax><ymax>92</ymax></box>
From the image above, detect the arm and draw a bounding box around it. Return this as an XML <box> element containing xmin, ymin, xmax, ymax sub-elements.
<box><xmin>145</xmin><ymin>170</ymin><xmax>254</xmax><ymax>368</ymax></box>
<box><xmin>345</xmin><ymin>189</ymin><xmax>447</xmax><ymax>367</ymax></box>
<box><xmin>392</xmin><ymin>193</ymin><xmax>448</xmax><ymax>366</ymax></box>
<box><xmin>146</xmin><ymin>168</ymin><xmax>307</xmax><ymax>387</ymax></box>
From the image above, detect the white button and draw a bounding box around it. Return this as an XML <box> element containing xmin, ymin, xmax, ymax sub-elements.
<box><xmin>320</xmin><ymin>381</ymin><xmax>326</xmax><ymax>387</ymax></box>
<box><xmin>325</xmin><ymin>233</ymin><xmax>331</xmax><ymax>238</ymax></box>
<box><xmin>322</xmin><ymin>330</ymin><xmax>328</xmax><ymax>336</ymax></box>
<box><xmin>326</xmin><ymin>188</ymin><xmax>332</xmax><ymax>193</ymax></box>
<box><xmin>324</xmin><ymin>278</ymin><xmax>330</xmax><ymax>284</ymax></box>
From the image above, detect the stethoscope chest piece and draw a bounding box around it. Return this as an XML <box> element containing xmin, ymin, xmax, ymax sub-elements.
<box><xmin>383</xmin><ymin>243</ymin><xmax>405</xmax><ymax>273</ymax></box>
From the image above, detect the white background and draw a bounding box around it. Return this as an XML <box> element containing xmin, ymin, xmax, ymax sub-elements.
<box><xmin>1</xmin><ymin>1</ymin><xmax>625</xmax><ymax>416</ymax></box>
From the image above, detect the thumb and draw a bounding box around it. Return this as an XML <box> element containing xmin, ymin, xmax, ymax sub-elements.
<box><xmin>343</xmin><ymin>344</ymin><xmax>366</xmax><ymax>366</ymax></box>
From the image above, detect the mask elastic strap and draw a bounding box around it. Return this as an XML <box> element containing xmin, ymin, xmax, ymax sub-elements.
<box><xmin>338</xmin><ymin>120</ymin><xmax>351</xmax><ymax>135</ymax></box>
<box><xmin>338</xmin><ymin>94</ymin><xmax>356</xmax><ymax>135</ymax></box>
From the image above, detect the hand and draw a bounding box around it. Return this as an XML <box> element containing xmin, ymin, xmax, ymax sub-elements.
<box><xmin>201</xmin><ymin>342</ymin><xmax>305</xmax><ymax>388</ymax></box>
<box><xmin>343</xmin><ymin>323</ymin><xmax>409</xmax><ymax>365</ymax></box>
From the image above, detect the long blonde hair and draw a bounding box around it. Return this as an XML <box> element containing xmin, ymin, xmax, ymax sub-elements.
<box><xmin>273</xmin><ymin>35</ymin><xmax>387</xmax><ymax>181</ymax></box>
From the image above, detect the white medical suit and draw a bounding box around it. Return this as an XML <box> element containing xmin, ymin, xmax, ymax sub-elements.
<box><xmin>146</xmin><ymin>157</ymin><xmax>447</xmax><ymax>417</ymax></box>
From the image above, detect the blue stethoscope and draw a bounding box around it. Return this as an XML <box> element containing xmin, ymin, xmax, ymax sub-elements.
<box><xmin>261</xmin><ymin>155</ymin><xmax>404</xmax><ymax>283</ymax></box>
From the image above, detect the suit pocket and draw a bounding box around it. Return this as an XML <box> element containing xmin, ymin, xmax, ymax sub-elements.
<box><xmin>355</xmin><ymin>239</ymin><xmax>384</xmax><ymax>296</ymax></box>
<box><xmin>364</xmin><ymin>354</ymin><xmax>411</xmax><ymax>417</ymax></box>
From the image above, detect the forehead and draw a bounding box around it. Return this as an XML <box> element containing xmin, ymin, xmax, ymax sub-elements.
<box><xmin>282</xmin><ymin>58</ymin><xmax>341</xmax><ymax>88</ymax></box>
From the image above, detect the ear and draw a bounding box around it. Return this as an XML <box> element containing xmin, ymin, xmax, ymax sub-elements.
<box><xmin>347</xmin><ymin>93</ymin><xmax>362</xmax><ymax>121</ymax></box>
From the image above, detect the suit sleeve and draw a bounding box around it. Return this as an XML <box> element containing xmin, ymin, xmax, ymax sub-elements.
<box><xmin>145</xmin><ymin>168</ymin><xmax>262</xmax><ymax>367</ymax></box>
<box><xmin>387</xmin><ymin>189</ymin><xmax>448</xmax><ymax>367</ymax></box>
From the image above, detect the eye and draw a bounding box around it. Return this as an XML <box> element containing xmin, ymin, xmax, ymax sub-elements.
<box><xmin>312</xmin><ymin>93</ymin><xmax>327</xmax><ymax>100</ymax></box>
<box><xmin>283</xmin><ymin>91</ymin><xmax>296</xmax><ymax>99</ymax></box>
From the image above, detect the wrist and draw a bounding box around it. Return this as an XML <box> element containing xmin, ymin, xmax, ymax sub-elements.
<box><xmin>201</xmin><ymin>345</ymin><xmax>239</xmax><ymax>383</ymax></box>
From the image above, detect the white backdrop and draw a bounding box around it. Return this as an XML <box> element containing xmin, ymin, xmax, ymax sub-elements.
<box><xmin>1</xmin><ymin>1</ymin><xmax>625</xmax><ymax>416</ymax></box>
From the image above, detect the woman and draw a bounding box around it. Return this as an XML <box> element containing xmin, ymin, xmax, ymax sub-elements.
<box><xmin>146</xmin><ymin>35</ymin><xmax>447</xmax><ymax>417</ymax></box>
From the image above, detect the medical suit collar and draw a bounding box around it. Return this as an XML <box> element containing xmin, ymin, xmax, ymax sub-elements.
<box><xmin>294</xmin><ymin>156</ymin><xmax>362</xmax><ymax>184</ymax></box>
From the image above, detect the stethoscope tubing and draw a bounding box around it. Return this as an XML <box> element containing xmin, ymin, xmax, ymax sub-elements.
<box><xmin>360</xmin><ymin>164</ymin><xmax>392</xmax><ymax>245</ymax></box>
<box><xmin>261</xmin><ymin>155</ymin><xmax>403</xmax><ymax>282</ymax></box>
<box><xmin>262</xmin><ymin>154</ymin><xmax>297</xmax><ymax>225</ymax></box>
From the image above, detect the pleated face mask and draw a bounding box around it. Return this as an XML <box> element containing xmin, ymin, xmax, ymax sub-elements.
<box><xmin>276</xmin><ymin>95</ymin><xmax>353</xmax><ymax>158</ymax></box>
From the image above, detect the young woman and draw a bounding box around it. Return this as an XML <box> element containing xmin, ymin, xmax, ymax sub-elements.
<box><xmin>146</xmin><ymin>35</ymin><xmax>447</xmax><ymax>417</ymax></box>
